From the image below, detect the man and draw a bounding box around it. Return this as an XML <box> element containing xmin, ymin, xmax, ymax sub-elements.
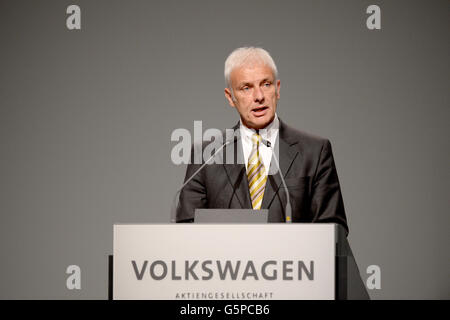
<box><xmin>176</xmin><ymin>47</ymin><xmax>348</xmax><ymax>234</ymax></box>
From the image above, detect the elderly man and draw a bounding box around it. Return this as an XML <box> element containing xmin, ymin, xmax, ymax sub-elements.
<box><xmin>176</xmin><ymin>47</ymin><xmax>348</xmax><ymax>234</ymax></box>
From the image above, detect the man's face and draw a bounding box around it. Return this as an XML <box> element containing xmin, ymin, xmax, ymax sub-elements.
<box><xmin>225</xmin><ymin>63</ymin><xmax>280</xmax><ymax>130</ymax></box>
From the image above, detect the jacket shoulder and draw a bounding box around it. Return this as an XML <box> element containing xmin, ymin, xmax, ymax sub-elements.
<box><xmin>281</xmin><ymin>121</ymin><xmax>330</xmax><ymax>149</ymax></box>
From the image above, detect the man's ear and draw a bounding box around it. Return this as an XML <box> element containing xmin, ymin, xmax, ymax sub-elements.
<box><xmin>224</xmin><ymin>88</ymin><xmax>236</xmax><ymax>108</ymax></box>
<box><xmin>276</xmin><ymin>79</ymin><xmax>281</xmax><ymax>100</ymax></box>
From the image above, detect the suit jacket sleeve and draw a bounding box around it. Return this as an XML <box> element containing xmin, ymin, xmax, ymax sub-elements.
<box><xmin>176</xmin><ymin>162</ymin><xmax>207</xmax><ymax>222</ymax></box>
<box><xmin>310</xmin><ymin>139</ymin><xmax>348</xmax><ymax>235</ymax></box>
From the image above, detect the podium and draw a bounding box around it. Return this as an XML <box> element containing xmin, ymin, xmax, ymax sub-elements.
<box><xmin>111</xmin><ymin>223</ymin><xmax>369</xmax><ymax>300</ymax></box>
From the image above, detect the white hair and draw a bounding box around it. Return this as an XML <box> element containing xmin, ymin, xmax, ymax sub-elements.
<box><xmin>224</xmin><ymin>47</ymin><xmax>278</xmax><ymax>89</ymax></box>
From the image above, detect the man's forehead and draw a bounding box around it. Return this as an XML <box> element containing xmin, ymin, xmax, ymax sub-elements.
<box><xmin>230</xmin><ymin>63</ymin><xmax>275</xmax><ymax>85</ymax></box>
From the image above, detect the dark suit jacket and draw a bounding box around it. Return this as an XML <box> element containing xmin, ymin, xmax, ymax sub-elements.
<box><xmin>176</xmin><ymin>119</ymin><xmax>348</xmax><ymax>235</ymax></box>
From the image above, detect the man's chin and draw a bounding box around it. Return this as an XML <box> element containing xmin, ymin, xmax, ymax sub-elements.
<box><xmin>249</xmin><ymin>114</ymin><xmax>275</xmax><ymax>130</ymax></box>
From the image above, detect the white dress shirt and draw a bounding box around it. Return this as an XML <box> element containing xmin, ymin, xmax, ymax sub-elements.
<box><xmin>239</xmin><ymin>114</ymin><xmax>280</xmax><ymax>176</ymax></box>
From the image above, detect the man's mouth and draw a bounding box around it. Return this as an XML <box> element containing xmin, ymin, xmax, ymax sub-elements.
<box><xmin>251</xmin><ymin>106</ymin><xmax>269</xmax><ymax>116</ymax></box>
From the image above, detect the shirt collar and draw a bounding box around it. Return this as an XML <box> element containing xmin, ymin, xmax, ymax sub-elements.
<box><xmin>239</xmin><ymin>114</ymin><xmax>279</xmax><ymax>145</ymax></box>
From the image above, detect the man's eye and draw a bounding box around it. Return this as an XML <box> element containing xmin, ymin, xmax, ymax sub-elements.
<box><xmin>243</xmin><ymin>87</ymin><xmax>249</xmax><ymax>91</ymax></box>
<box><xmin>264</xmin><ymin>82</ymin><xmax>271</xmax><ymax>87</ymax></box>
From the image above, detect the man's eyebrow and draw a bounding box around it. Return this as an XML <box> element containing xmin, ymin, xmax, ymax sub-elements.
<box><xmin>237</xmin><ymin>81</ymin><xmax>252</xmax><ymax>87</ymax></box>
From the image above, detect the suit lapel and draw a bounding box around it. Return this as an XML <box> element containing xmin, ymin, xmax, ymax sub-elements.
<box><xmin>261</xmin><ymin>121</ymin><xmax>299</xmax><ymax>209</ymax></box>
<box><xmin>222</xmin><ymin>126</ymin><xmax>252</xmax><ymax>209</ymax></box>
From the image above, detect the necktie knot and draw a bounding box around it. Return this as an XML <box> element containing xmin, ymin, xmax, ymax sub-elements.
<box><xmin>252</xmin><ymin>133</ymin><xmax>262</xmax><ymax>146</ymax></box>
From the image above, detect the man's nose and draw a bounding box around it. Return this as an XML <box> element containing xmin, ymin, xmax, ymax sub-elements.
<box><xmin>253</xmin><ymin>86</ymin><xmax>265</xmax><ymax>103</ymax></box>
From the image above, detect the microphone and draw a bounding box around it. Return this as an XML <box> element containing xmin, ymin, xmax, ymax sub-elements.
<box><xmin>260</xmin><ymin>138</ymin><xmax>292</xmax><ymax>223</ymax></box>
<box><xmin>170</xmin><ymin>134</ymin><xmax>241</xmax><ymax>223</ymax></box>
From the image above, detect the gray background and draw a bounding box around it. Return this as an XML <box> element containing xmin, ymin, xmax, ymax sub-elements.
<box><xmin>0</xmin><ymin>0</ymin><xmax>448</xmax><ymax>299</ymax></box>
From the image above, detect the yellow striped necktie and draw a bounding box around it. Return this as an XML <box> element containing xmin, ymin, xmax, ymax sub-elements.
<box><xmin>247</xmin><ymin>133</ymin><xmax>267</xmax><ymax>210</ymax></box>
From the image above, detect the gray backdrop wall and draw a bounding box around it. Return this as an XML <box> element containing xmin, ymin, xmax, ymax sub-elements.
<box><xmin>0</xmin><ymin>0</ymin><xmax>448</xmax><ymax>299</ymax></box>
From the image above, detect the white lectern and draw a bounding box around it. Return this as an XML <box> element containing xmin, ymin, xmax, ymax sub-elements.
<box><xmin>110</xmin><ymin>223</ymin><xmax>369</xmax><ymax>300</ymax></box>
